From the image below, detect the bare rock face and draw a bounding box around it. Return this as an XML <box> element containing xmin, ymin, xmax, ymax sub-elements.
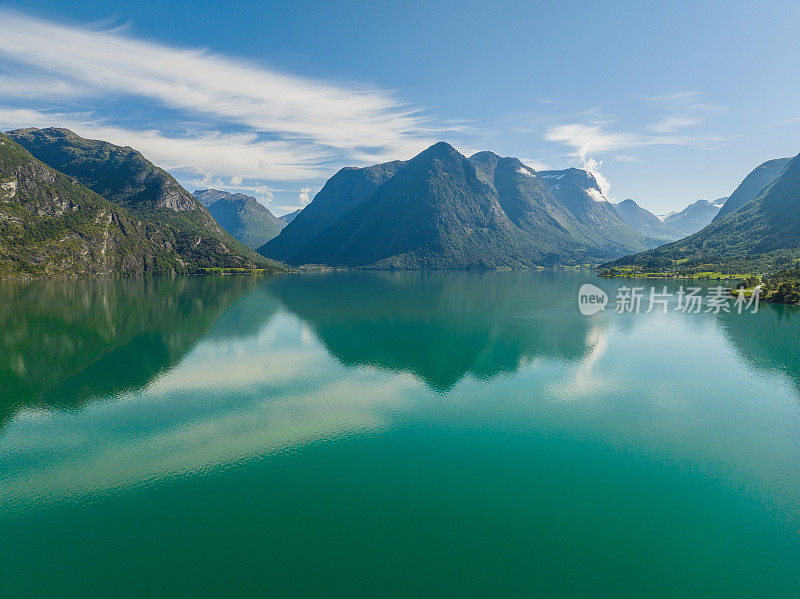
<box><xmin>0</xmin><ymin>178</ymin><xmax>17</xmax><ymax>201</ymax></box>
<box><xmin>157</xmin><ymin>185</ymin><xmax>197</xmax><ymax>211</ymax></box>
<box><xmin>13</xmin><ymin>162</ymin><xmax>76</xmax><ymax>217</ymax></box>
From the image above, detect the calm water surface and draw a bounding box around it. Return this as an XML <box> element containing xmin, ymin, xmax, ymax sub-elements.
<box><xmin>0</xmin><ymin>271</ymin><xmax>798</xmax><ymax>597</ymax></box>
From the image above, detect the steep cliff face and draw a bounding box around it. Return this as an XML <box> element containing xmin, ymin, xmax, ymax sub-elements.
<box><xmin>5</xmin><ymin>128</ymin><xmax>281</xmax><ymax>274</ymax></box>
<box><xmin>0</xmin><ymin>134</ymin><xmax>187</xmax><ymax>277</ymax></box>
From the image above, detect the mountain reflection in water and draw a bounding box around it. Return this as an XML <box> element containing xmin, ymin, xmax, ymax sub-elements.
<box><xmin>1</xmin><ymin>271</ymin><xmax>799</xmax><ymax>598</ymax></box>
<box><xmin>2</xmin><ymin>271</ymin><xmax>799</xmax><ymax>428</ymax></box>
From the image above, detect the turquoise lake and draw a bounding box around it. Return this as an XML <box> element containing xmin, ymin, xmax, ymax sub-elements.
<box><xmin>0</xmin><ymin>271</ymin><xmax>798</xmax><ymax>597</ymax></box>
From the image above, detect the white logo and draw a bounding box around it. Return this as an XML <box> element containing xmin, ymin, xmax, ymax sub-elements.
<box><xmin>578</xmin><ymin>284</ymin><xmax>608</xmax><ymax>315</ymax></box>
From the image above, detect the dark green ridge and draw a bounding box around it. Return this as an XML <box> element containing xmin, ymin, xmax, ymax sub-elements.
<box><xmin>6</xmin><ymin>127</ymin><xmax>282</xmax><ymax>273</ymax></box>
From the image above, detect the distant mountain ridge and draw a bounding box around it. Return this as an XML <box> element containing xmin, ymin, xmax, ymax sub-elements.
<box><xmin>279</xmin><ymin>209</ymin><xmax>302</xmax><ymax>225</ymax></box>
<box><xmin>4</xmin><ymin>128</ymin><xmax>281</xmax><ymax>275</ymax></box>
<box><xmin>538</xmin><ymin>168</ymin><xmax>669</xmax><ymax>250</ymax></box>
<box><xmin>662</xmin><ymin>199</ymin><xmax>722</xmax><ymax>236</ymax></box>
<box><xmin>276</xmin><ymin>142</ymin><xmax>542</xmax><ymax>268</ymax></box>
<box><xmin>606</xmin><ymin>150</ymin><xmax>800</xmax><ymax>273</ymax></box>
<box><xmin>193</xmin><ymin>189</ymin><xmax>231</xmax><ymax>206</ymax></box>
<box><xmin>475</xmin><ymin>157</ymin><xmax>664</xmax><ymax>256</ymax></box>
<box><xmin>193</xmin><ymin>188</ymin><xmax>285</xmax><ymax>249</ymax></box>
<box><xmin>17</xmin><ymin>127</ymin><xmax>791</xmax><ymax>278</ymax></box>
<box><xmin>262</xmin><ymin>159</ymin><xmax>406</xmax><ymax>266</ymax></box>
<box><xmin>613</xmin><ymin>199</ymin><xmax>682</xmax><ymax>241</ymax></box>
<box><xmin>260</xmin><ymin>142</ymin><xmax>662</xmax><ymax>268</ymax></box>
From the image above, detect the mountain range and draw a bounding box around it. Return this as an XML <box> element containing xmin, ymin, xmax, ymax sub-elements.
<box><xmin>260</xmin><ymin>142</ymin><xmax>664</xmax><ymax>268</ymax></box>
<box><xmin>2</xmin><ymin>128</ymin><xmax>279</xmax><ymax>277</ymax></box>
<box><xmin>609</xmin><ymin>155</ymin><xmax>792</xmax><ymax>243</ymax></box>
<box><xmin>536</xmin><ymin>168</ymin><xmax>669</xmax><ymax>249</ymax></box>
<box><xmin>646</xmin><ymin>156</ymin><xmax>791</xmax><ymax>239</ymax></box>
<box><xmin>660</xmin><ymin>199</ymin><xmax>724</xmax><ymax>236</ymax></box>
<box><xmin>607</xmin><ymin>151</ymin><xmax>800</xmax><ymax>273</ymax></box>
<box><xmin>3</xmin><ymin>126</ymin><xmax>797</xmax><ymax>278</ymax></box>
<box><xmin>279</xmin><ymin>209</ymin><xmax>302</xmax><ymax>225</ymax></box>
<box><xmin>193</xmin><ymin>188</ymin><xmax>285</xmax><ymax>249</ymax></box>
<box><xmin>613</xmin><ymin>199</ymin><xmax>683</xmax><ymax>241</ymax></box>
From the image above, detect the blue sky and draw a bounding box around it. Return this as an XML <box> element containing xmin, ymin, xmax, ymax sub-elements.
<box><xmin>1</xmin><ymin>0</ymin><xmax>799</xmax><ymax>215</ymax></box>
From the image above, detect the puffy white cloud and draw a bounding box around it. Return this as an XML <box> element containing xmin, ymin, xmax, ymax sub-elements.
<box><xmin>516</xmin><ymin>166</ymin><xmax>536</xmax><ymax>177</ymax></box>
<box><xmin>581</xmin><ymin>155</ymin><xmax>611</xmax><ymax>201</ymax></box>
<box><xmin>298</xmin><ymin>187</ymin><xmax>312</xmax><ymax>205</ymax></box>
<box><xmin>254</xmin><ymin>186</ymin><xmax>274</xmax><ymax>206</ymax></box>
<box><xmin>191</xmin><ymin>172</ymin><xmax>224</xmax><ymax>190</ymax></box>
<box><xmin>544</xmin><ymin>118</ymin><xmax>729</xmax><ymax>203</ymax></box>
<box><xmin>586</xmin><ymin>187</ymin><xmax>607</xmax><ymax>203</ymax></box>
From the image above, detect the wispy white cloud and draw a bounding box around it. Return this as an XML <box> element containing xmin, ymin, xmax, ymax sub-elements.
<box><xmin>0</xmin><ymin>107</ymin><xmax>330</xmax><ymax>180</ymax></box>
<box><xmin>0</xmin><ymin>106</ymin><xmax>90</xmax><ymax>129</ymax></box>
<box><xmin>688</xmin><ymin>103</ymin><xmax>725</xmax><ymax>111</ymax></box>
<box><xmin>544</xmin><ymin>118</ymin><xmax>726</xmax><ymax>203</ymax></box>
<box><xmin>0</xmin><ymin>75</ymin><xmax>88</xmax><ymax>99</ymax></box>
<box><xmin>773</xmin><ymin>115</ymin><xmax>800</xmax><ymax>126</ymax></box>
<box><xmin>545</xmin><ymin>124</ymin><xmax>643</xmax><ymax>155</ymax></box>
<box><xmin>0</xmin><ymin>9</ymin><xmax>460</xmax><ymax>185</ymax></box>
<box><xmin>0</xmin><ymin>11</ymin><xmax>445</xmax><ymax>155</ymax></box>
<box><xmin>648</xmin><ymin>91</ymin><xmax>702</xmax><ymax>102</ymax></box>
<box><xmin>544</xmin><ymin>122</ymin><xmax>726</xmax><ymax>157</ymax></box>
<box><xmin>649</xmin><ymin>91</ymin><xmax>725</xmax><ymax>112</ymax></box>
<box><xmin>648</xmin><ymin>116</ymin><xmax>700</xmax><ymax>133</ymax></box>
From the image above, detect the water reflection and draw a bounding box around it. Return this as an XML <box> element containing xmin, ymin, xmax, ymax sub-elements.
<box><xmin>2</xmin><ymin>272</ymin><xmax>799</xmax><ymax>599</ymax></box>
<box><xmin>716</xmin><ymin>304</ymin><xmax>800</xmax><ymax>393</ymax></box>
<box><xmin>1</xmin><ymin>272</ymin><xmax>612</xmax><ymax>503</ymax></box>
<box><xmin>268</xmin><ymin>271</ymin><xmax>598</xmax><ymax>390</ymax></box>
<box><xmin>0</xmin><ymin>276</ymin><xmax>260</xmax><ymax>426</ymax></box>
<box><xmin>2</xmin><ymin>272</ymin><xmax>799</xmax><ymax>429</ymax></box>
